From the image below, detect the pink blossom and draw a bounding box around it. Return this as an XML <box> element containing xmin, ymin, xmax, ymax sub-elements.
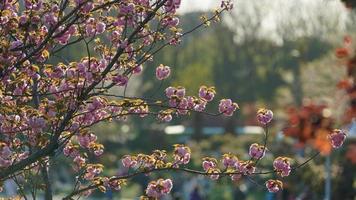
<box><xmin>63</xmin><ymin>144</ymin><xmax>79</xmax><ymax>158</ymax></box>
<box><xmin>0</xmin><ymin>157</ymin><xmax>12</xmax><ymax>168</ymax></box>
<box><xmin>84</xmin><ymin>165</ymin><xmax>103</xmax><ymax>180</ymax></box>
<box><xmin>112</xmin><ymin>75</ymin><xmax>128</xmax><ymax>86</ymax></box>
<box><xmin>201</xmin><ymin>158</ymin><xmax>220</xmax><ymax>180</ymax></box>
<box><xmin>257</xmin><ymin>108</ymin><xmax>273</xmax><ymax>125</ymax></box>
<box><xmin>273</xmin><ymin>157</ymin><xmax>291</xmax><ymax>177</ymax></box>
<box><xmin>74</xmin><ymin>156</ymin><xmax>86</xmax><ymax>167</ymax></box>
<box><xmin>156</xmin><ymin>64</ymin><xmax>171</xmax><ymax>80</ymax></box>
<box><xmin>28</xmin><ymin>116</ymin><xmax>46</xmax><ymax>133</ymax></box>
<box><xmin>162</xmin><ymin>16</ymin><xmax>180</xmax><ymax>27</ymax></box>
<box><xmin>67</xmin><ymin>25</ymin><xmax>77</xmax><ymax>35</ymax></box>
<box><xmin>103</xmin><ymin>178</ymin><xmax>122</xmax><ymax>191</ymax></box>
<box><xmin>173</xmin><ymin>145</ymin><xmax>191</xmax><ymax>165</ymax></box>
<box><xmin>133</xmin><ymin>65</ymin><xmax>142</xmax><ymax>74</ymax></box>
<box><xmin>122</xmin><ymin>155</ymin><xmax>138</xmax><ymax>168</ymax></box>
<box><xmin>168</xmin><ymin>98</ymin><xmax>179</xmax><ymax>107</ymax></box>
<box><xmin>85</xmin><ymin>24</ymin><xmax>96</xmax><ymax>37</ymax></box>
<box><xmin>209</xmin><ymin>171</ymin><xmax>220</xmax><ymax>180</ymax></box>
<box><xmin>164</xmin><ymin>86</ymin><xmax>186</xmax><ymax>99</ymax></box>
<box><xmin>14</xmin><ymin>82</ymin><xmax>27</xmax><ymax>96</ymax></box>
<box><xmin>328</xmin><ymin>129</ymin><xmax>347</xmax><ymax>149</ymax></box>
<box><xmin>222</xmin><ymin>153</ymin><xmax>238</xmax><ymax>168</ymax></box>
<box><xmin>51</xmin><ymin>4</ymin><xmax>59</xmax><ymax>12</ymax></box>
<box><xmin>24</xmin><ymin>0</ymin><xmax>43</xmax><ymax>10</ymax></box>
<box><xmin>77</xmin><ymin>133</ymin><xmax>97</xmax><ymax>148</ymax></box>
<box><xmin>9</xmin><ymin>40</ymin><xmax>23</xmax><ymax>51</ymax></box>
<box><xmin>165</xmin><ymin>87</ymin><xmax>176</xmax><ymax>98</ymax></box>
<box><xmin>165</xmin><ymin>0</ymin><xmax>181</xmax><ymax>13</ymax></box>
<box><xmin>266</xmin><ymin>179</ymin><xmax>283</xmax><ymax>193</ymax></box>
<box><xmin>218</xmin><ymin>99</ymin><xmax>239</xmax><ymax>116</ymax></box>
<box><xmin>94</xmin><ymin>149</ymin><xmax>104</xmax><ymax>156</ymax></box>
<box><xmin>120</xmin><ymin>3</ymin><xmax>135</xmax><ymax>15</ymax></box>
<box><xmin>146</xmin><ymin>179</ymin><xmax>173</xmax><ymax>198</ymax></box>
<box><xmin>19</xmin><ymin>15</ymin><xmax>28</xmax><ymax>24</ymax></box>
<box><xmin>202</xmin><ymin>160</ymin><xmax>216</xmax><ymax>171</ymax></box>
<box><xmin>249</xmin><ymin>143</ymin><xmax>266</xmax><ymax>160</ymax></box>
<box><xmin>96</xmin><ymin>22</ymin><xmax>106</xmax><ymax>34</ymax></box>
<box><xmin>177</xmin><ymin>98</ymin><xmax>189</xmax><ymax>115</ymax></box>
<box><xmin>82</xmin><ymin>2</ymin><xmax>94</xmax><ymax>13</ymax></box>
<box><xmin>194</xmin><ymin>100</ymin><xmax>207</xmax><ymax>112</ymax></box>
<box><xmin>199</xmin><ymin>86</ymin><xmax>215</xmax><ymax>102</ymax></box>
<box><xmin>43</xmin><ymin>12</ymin><xmax>57</xmax><ymax>26</ymax></box>
<box><xmin>158</xmin><ymin>112</ymin><xmax>172</xmax><ymax>122</ymax></box>
<box><xmin>17</xmin><ymin>152</ymin><xmax>29</xmax><ymax>161</ymax></box>
<box><xmin>237</xmin><ymin>161</ymin><xmax>255</xmax><ymax>175</ymax></box>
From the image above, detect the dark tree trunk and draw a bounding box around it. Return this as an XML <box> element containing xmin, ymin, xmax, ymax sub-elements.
<box><xmin>192</xmin><ymin>114</ymin><xmax>203</xmax><ymax>141</ymax></box>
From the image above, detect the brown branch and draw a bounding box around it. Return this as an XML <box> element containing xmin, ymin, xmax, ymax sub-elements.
<box><xmin>41</xmin><ymin>163</ymin><xmax>53</xmax><ymax>200</ymax></box>
<box><xmin>63</xmin><ymin>150</ymin><xmax>321</xmax><ymax>200</ymax></box>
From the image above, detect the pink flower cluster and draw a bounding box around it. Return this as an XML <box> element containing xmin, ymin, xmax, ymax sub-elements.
<box><xmin>77</xmin><ymin>133</ymin><xmax>97</xmax><ymax>149</ymax></box>
<box><xmin>102</xmin><ymin>177</ymin><xmax>123</xmax><ymax>191</ymax></box>
<box><xmin>112</xmin><ymin>74</ymin><xmax>129</xmax><ymax>86</ymax></box>
<box><xmin>43</xmin><ymin>5</ymin><xmax>58</xmax><ymax>27</ymax></box>
<box><xmin>28</xmin><ymin>116</ymin><xmax>46</xmax><ymax>134</ymax></box>
<box><xmin>158</xmin><ymin>111</ymin><xmax>173</xmax><ymax>122</ymax></box>
<box><xmin>165</xmin><ymin>0</ymin><xmax>181</xmax><ymax>13</ymax></box>
<box><xmin>122</xmin><ymin>155</ymin><xmax>138</xmax><ymax>168</ymax></box>
<box><xmin>222</xmin><ymin>153</ymin><xmax>238</xmax><ymax>168</ymax></box>
<box><xmin>161</xmin><ymin>85</ymin><xmax>235</xmax><ymax>122</ymax></box>
<box><xmin>166</xmin><ymin>86</ymin><xmax>186</xmax><ymax>99</ymax></box>
<box><xmin>162</xmin><ymin>16</ymin><xmax>180</xmax><ymax>27</ymax></box>
<box><xmin>273</xmin><ymin>157</ymin><xmax>291</xmax><ymax>177</ymax></box>
<box><xmin>63</xmin><ymin>143</ymin><xmax>86</xmax><ymax>170</ymax></box>
<box><xmin>222</xmin><ymin>153</ymin><xmax>241</xmax><ymax>181</ymax></box>
<box><xmin>202</xmin><ymin>158</ymin><xmax>220</xmax><ymax>180</ymax></box>
<box><xmin>257</xmin><ymin>108</ymin><xmax>273</xmax><ymax>125</ymax></box>
<box><xmin>237</xmin><ymin>161</ymin><xmax>256</xmax><ymax>175</ymax></box>
<box><xmin>249</xmin><ymin>143</ymin><xmax>267</xmax><ymax>160</ymax></box>
<box><xmin>328</xmin><ymin>129</ymin><xmax>347</xmax><ymax>149</ymax></box>
<box><xmin>84</xmin><ymin>164</ymin><xmax>103</xmax><ymax>180</ymax></box>
<box><xmin>202</xmin><ymin>154</ymin><xmax>258</xmax><ymax>181</ymax></box>
<box><xmin>146</xmin><ymin>179</ymin><xmax>173</xmax><ymax>198</ymax></box>
<box><xmin>85</xmin><ymin>18</ymin><xmax>106</xmax><ymax>37</ymax></box>
<box><xmin>24</xmin><ymin>0</ymin><xmax>43</xmax><ymax>10</ymax></box>
<box><xmin>76</xmin><ymin>132</ymin><xmax>104</xmax><ymax>156</ymax></box>
<box><xmin>55</xmin><ymin>25</ymin><xmax>77</xmax><ymax>45</ymax></box>
<box><xmin>265</xmin><ymin>179</ymin><xmax>283</xmax><ymax>193</ymax></box>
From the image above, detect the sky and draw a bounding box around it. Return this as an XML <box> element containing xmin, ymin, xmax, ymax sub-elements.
<box><xmin>179</xmin><ymin>0</ymin><xmax>218</xmax><ymax>13</ymax></box>
<box><xmin>178</xmin><ymin>0</ymin><xmax>350</xmax><ymax>43</ymax></box>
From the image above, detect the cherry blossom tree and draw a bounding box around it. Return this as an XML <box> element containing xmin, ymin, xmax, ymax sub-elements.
<box><xmin>0</xmin><ymin>0</ymin><xmax>347</xmax><ymax>199</ymax></box>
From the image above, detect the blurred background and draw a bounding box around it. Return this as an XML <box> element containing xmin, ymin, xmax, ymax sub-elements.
<box><xmin>2</xmin><ymin>0</ymin><xmax>356</xmax><ymax>199</ymax></box>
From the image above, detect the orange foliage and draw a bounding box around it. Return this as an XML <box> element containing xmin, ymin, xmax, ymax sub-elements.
<box><xmin>313</xmin><ymin>129</ymin><xmax>332</xmax><ymax>155</ymax></box>
<box><xmin>335</xmin><ymin>48</ymin><xmax>350</xmax><ymax>58</ymax></box>
<box><xmin>284</xmin><ymin>104</ymin><xmax>332</xmax><ymax>147</ymax></box>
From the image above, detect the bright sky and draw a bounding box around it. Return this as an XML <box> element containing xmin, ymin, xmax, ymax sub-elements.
<box><xmin>179</xmin><ymin>0</ymin><xmax>218</xmax><ymax>13</ymax></box>
<box><xmin>179</xmin><ymin>0</ymin><xmax>349</xmax><ymax>43</ymax></box>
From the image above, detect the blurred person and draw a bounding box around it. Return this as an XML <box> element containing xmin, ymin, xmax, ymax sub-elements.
<box><xmin>4</xmin><ymin>179</ymin><xmax>17</xmax><ymax>197</ymax></box>
<box><xmin>190</xmin><ymin>186</ymin><xmax>202</xmax><ymax>200</ymax></box>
